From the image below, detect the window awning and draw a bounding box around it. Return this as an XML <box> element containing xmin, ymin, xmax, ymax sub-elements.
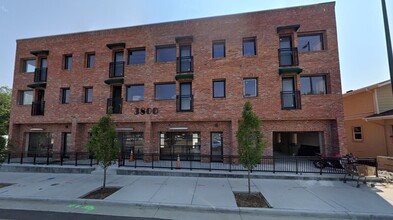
<box><xmin>175</xmin><ymin>74</ymin><xmax>194</xmax><ymax>81</ymax></box>
<box><xmin>279</xmin><ymin>68</ymin><xmax>303</xmax><ymax>74</ymax></box>
<box><xmin>30</xmin><ymin>50</ymin><xmax>49</xmax><ymax>56</ymax></box>
<box><xmin>104</xmin><ymin>78</ymin><xmax>124</xmax><ymax>85</ymax></box>
<box><xmin>27</xmin><ymin>83</ymin><xmax>46</xmax><ymax>89</ymax></box>
<box><xmin>106</xmin><ymin>43</ymin><xmax>126</xmax><ymax>49</ymax></box>
<box><xmin>276</xmin><ymin>24</ymin><xmax>300</xmax><ymax>33</ymax></box>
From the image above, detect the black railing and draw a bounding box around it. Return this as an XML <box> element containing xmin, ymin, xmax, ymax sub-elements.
<box><xmin>281</xmin><ymin>91</ymin><xmax>301</xmax><ymax>110</ymax></box>
<box><xmin>31</xmin><ymin>101</ymin><xmax>45</xmax><ymax>116</ymax></box>
<box><xmin>176</xmin><ymin>56</ymin><xmax>193</xmax><ymax>73</ymax></box>
<box><xmin>109</xmin><ymin>61</ymin><xmax>124</xmax><ymax>78</ymax></box>
<box><xmin>34</xmin><ymin>68</ymin><xmax>47</xmax><ymax>82</ymax></box>
<box><xmin>176</xmin><ymin>95</ymin><xmax>193</xmax><ymax>112</ymax></box>
<box><xmin>107</xmin><ymin>98</ymin><xmax>123</xmax><ymax>114</ymax></box>
<box><xmin>278</xmin><ymin>48</ymin><xmax>299</xmax><ymax>67</ymax></box>
<box><xmin>4</xmin><ymin>151</ymin><xmax>97</xmax><ymax>166</ymax></box>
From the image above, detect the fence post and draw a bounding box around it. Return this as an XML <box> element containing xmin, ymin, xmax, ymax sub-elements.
<box><xmin>33</xmin><ymin>153</ymin><xmax>36</xmax><ymax>165</ymax></box>
<box><xmin>152</xmin><ymin>154</ymin><xmax>154</xmax><ymax>169</ymax></box>
<box><xmin>209</xmin><ymin>155</ymin><xmax>212</xmax><ymax>172</ymax></box>
<box><xmin>190</xmin><ymin>156</ymin><xmax>192</xmax><ymax>171</ymax></box>
<box><xmin>319</xmin><ymin>160</ymin><xmax>322</xmax><ymax>175</ymax></box>
<box><xmin>7</xmin><ymin>152</ymin><xmax>10</xmax><ymax>164</ymax></box>
<box><xmin>295</xmin><ymin>157</ymin><xmax>298</xmax><ymax>174</ymax></box>
<box><xmin>90</xmin><ymin>154</ymin><xmax>93</xmax><ymax>167</ymax></box>
<box><xmin>46</xmin><ymin>151</ymin><xmax>50</xmax><ymax>165</ymax></box>
<box><xmin>171</xmin><ymin>152</ymin><xmax>173</xmax><ymax>170</ymax></box>
<box><xmin>375</xmin><ymin>157</ymin><xmax>378</xmax><ymax>177</ymax></box>
<box><xmin>75</xmin><ymin>152</ymin><xmax>78</xmax><ymax>166</ymax></box>
<box><xmin>60</xmin><ymin>153</ymin><xmax>63</xmax><ymax>166</ymax></box>
<box><xmin>229</xmin><ymin>156</ymin><xmax>232</xmax><ymax>172</ymax></box>
<box><xmin>273</xmin><ymin>156</ymin><xmax>275</xmax><ymax>174</ymax></box>
<box><xmin>20</xmin><ymin>152</ymin><xmax>23</xmax><ymax>164</ymax></box>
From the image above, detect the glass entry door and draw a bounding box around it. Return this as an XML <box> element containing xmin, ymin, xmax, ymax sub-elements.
<box><xmin>159</xmin><ymin>132</ymin><xmax>200</xmax><ymax>161</ymax></box>
<box><xmin>282</xmin><ymin>77</ymin><xmax>296</xmax><ymax>109</ymax></box>
<box><xmin>211</xmin><ymin>132</ymin><xmax>223</xmax><ymax>162</ymax></box>
<box><xmin>279</xmin><ymin>36</ymin><xmax>293</xmax><ymax>66</ymax></box>
<box><xmin>179</xmin><ymin>83</ymin><xmax>192</xmax><ymax>111</ymax></box>
<box><xmin>179</xmin><ymin>45</ymin><xmax>192</xmax><ymax>72</ymax></box>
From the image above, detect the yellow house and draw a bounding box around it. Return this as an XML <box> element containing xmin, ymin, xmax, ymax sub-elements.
<box><xmin>343</xmin><ymin>80</ymin><xmax>393</xmax><ymax>157</ymax></box>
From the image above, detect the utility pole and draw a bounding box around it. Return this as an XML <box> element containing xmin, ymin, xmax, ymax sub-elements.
<box><xmin>381</xmin><ymin>0</ymin><xmax>393</xmax><ymax>94</ymax></box>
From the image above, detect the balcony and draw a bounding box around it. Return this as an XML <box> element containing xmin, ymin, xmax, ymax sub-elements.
<box><xmin>281</xmin><ymin>91</ymin><xmax>301</xmax><ymax>110</ymax></box>
<box><xmin>31</xmin><ymin>101</ymin><xmax>45</xmax><ymax>116</ymax></box>
<box><xmin>109</xmin><ymin>61</ymin><xmax>124</xmax><ymax>78</ymax></box>
<box><xmin>176</xmin><ymin>95</ymin><xmax>193</xmax><ymax>112</ymax></box>
<box><xmin>34</xmin><ymin>68</ymin><xmax>47</xmax><ymax>82</ymax></box>
<box><xmin>176</xmin><ymin>56</ymin><xmax>193</xmax><ymax>73</ymax></box>
<box><xmin>278</xmin><ymin>48</ymin><xmax>299</xmax><ymax>67</ymax></box>
<box><xmin>107</xmin><ymin>98</ymin><xmax>123</xmax><ymax>114</ymax></box>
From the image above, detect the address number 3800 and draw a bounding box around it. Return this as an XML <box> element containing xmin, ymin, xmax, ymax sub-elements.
<box><xmin>134</xmin><ymin>107</ymin><xmax>159</xmax><ymax>115</ymax></box>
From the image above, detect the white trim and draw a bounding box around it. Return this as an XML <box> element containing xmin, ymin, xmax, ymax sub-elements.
<box><xmin>115</xmin><ymin>128</ymin><xmax>134</xmax><ymax>131</ymax></box>
<box><xmin>374</xmin><ymin>89</ymin><xmax>380</xmax><ymax>114</ymax></box>
<box><xmin>169</xmin><ymin>127</ymin><xmax>189</xmax><ymax>130</ymax></box>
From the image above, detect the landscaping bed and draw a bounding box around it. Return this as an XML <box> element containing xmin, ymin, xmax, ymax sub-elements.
<box><xmin>233</xmin><ymin>192</ymin><xmax>271</xmax><ymax>208</ymax></box>
<box><xmin>81</xmin><ymin>187</ymin><xmax>120</xmax><ymax>200</ymax></box>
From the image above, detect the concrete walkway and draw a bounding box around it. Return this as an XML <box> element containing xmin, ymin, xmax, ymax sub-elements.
<box><xmin>0</xmin><ymin>166</ymin><xmax>392</xmax><ymax>219</ymax></box>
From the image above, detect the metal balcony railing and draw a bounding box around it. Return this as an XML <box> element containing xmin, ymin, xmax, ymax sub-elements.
<box><xmin>278</xmin><ymin>48</ymin><xmax>299</xmax><ymax>67</ymax></box>
<box><xmin>34</xmin><ymin>68</ymin><xmax>47</xmax><ymax>82</ymax></box>
<box><xmin>281</xmin><ymin>91</ymin><xmax>301</xmax><ymax>110</ymax></box>
<box><xmin>176</xmin><ymin>56</ymin><xmax>193</xmax><ymax>73</ymax></box>
<box><xmin>176</xmin><ymin>95</ymin><xmax>193</xmax><ymax>112</ymax></box>
<box><xmin>31</xmin><ymin>101</ymin><xmax>45</xmax><ymax>116</ymax></box>
<box><xmin>107</xmin><ymin>98</ymin><xmax>123</xmax><ymax>114</ymax></box>
<box><xmin>109</xmin><ymin>61</ymin><xmax>124</xmax><ymax>78</ymax></box>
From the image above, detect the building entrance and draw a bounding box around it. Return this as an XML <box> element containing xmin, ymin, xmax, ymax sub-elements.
<box><xmin>159</xmin><ymin>132</ymin><xmax>200</xmax><ymax>160</ymax></box>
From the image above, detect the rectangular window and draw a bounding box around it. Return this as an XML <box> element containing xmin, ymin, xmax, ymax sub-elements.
<box><xmin>155</xmin><ymin>83</ymin><xmax>176</xmax><ymax>100</ymax></box>
<box><xmin>353</xmin><ymin>127</ymin><xmax>363</xmax><ymax>141</ymax></box>
<box><xmin>156</xmin><ymin>45</ymin><xmax>176</xmax><ymax>63</ymax></box>
<box><xmin>23</xmin><ymin>59</ymin><xmax>36</xmax><ymax>72</ymax></box>
<box><xmin>86</xmin><ymin>53</ymin><xmax>95</xmax><ymax>68</ymax></box>
<box><xmin>244</xmin><ymin>78</ymin><xmax>257</xmax><ymax>97</ymax></box>
<box><xmin>243</xmin><ymin>37</ymin><xmax>256</xmax><ymax>56</ymax></box>
<box><xmin>300</xmin><ymin>76</ymin><xmax>327</xmax><ymax>95</ymax></box>
<box><xmin>64</xmin><ymin>55</ymin><xmax>72</xmax><ymax>70</ymax></box>
<box><xmin>298</xmin><ymin>33</ymin><xmax>324</xmax><ymax>52</ymax></box>
<box><xmin>127</xmin><ymin>85</ymin><xmax>144</xmax><ymax>101</ymax></box>
<box><xmin>212</xmin><ymin>41</ymin><xmax>225</xmax><ymax>58</ymax></box>
<box><xmin>213</xmin><ymin>80</ymin><xmax>225</xmax><ymax>98</ymax></box>
<box><xmin>84</xmin><ymin>87</ymin><xmax>93</xmax><ymax>103</ymax></box>
<box><xmin>128</xmin><ymin>48</ymin><xmax>146</xmax><ymax>64</ymax></box>
<box><xmin>18</xmin><ymin>90</ymin><xmax>33</xmax><ymax>105</ymax></box>
<box><xmin>61</xmin><ymin>88</ymin><xmax>70</xmax><ymax>104</ymax></box>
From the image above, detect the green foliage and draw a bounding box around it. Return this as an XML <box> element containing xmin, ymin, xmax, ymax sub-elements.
<box><xmin>86</xmin><ymin>114</ymin><xmax>119</xmax><ymax>188</ymax></box>
<box><xmin>0</xmin><ymin>86</ymin><xmax>11</xmax><ymax>135</ymax></box>
<box><xmin>237</xmin><ymin>101</ymin><xmax>265</xmax><ymax>171</ymax></box>
<box><xmin>0</xmin><ymin>136</ymin><xmax>6</xmax><ymax>164</ymax></box>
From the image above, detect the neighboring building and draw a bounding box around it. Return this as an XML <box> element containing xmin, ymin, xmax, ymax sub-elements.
<box><xmin>9</xmin><ymin>2</ymin><xmax>345</xmax><ymax>161</ymax></box>
<box><xmin>343</xmin><ymin>80</ymin><xmax>393</xmax><ymax>157</ymax></box>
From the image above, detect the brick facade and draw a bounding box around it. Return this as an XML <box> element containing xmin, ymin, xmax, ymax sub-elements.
<box><xmin>9</xmin><ymin>2</ymin><xmax>346</xmax><ymax>159</ymax></box>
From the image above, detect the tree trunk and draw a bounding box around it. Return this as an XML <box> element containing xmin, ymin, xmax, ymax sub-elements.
<box><xmin>248</xmin><ymin>168</ymin><xmax>251</xmax><ymax>194</ymax></box>
<box><xmin>103</xmin><ymin>167</ymin><xmax>107</xmax><ymax>189</ymax></box>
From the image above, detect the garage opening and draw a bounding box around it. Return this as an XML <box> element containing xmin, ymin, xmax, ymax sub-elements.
<box><xmin>273</xmin><ymin>132</ymin><xmax>322</xmax><ymax>156</ymax></box>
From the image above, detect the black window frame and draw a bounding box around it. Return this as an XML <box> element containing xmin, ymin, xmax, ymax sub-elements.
<box><xmin>154</xmin><ymin>83</ymin><xmax>176</xmax><ymax>100</ymax></box>
<box><xmin>84</xmin><ymin>87</ymin><xmax>93</xmax><ymax>103</ymax></box>
<box><xmin>22</xmin><ymin>59</ymin><xmax>36</xmax><ymax>73</ymax></box>
<box><xmin>126</xmin><ymin>84</ymin><xmax>145</xmax><ymax>102</ymax></box>
<box><xmin>242</xmin><ymin>37</ymin><xmax>256</xmax><ymax>56</ymax></box>
<box><xmin>86</xmin><ymin>52</ymin><xmax>95</xmax><ymax>68</ymax></box>
<box><xmin>298</xmin><ymin>33</ymin><xmax>325</xmax><ymax>52</ymax></box>
<box><xmin>212</xmin><ymin>40</ymin><xmax>226</xmax><ymax>59</ymax></box>
<box><xmin>128</xmin><ymin>48</ymin><xmax>146</xmax><ymax>65</ymax></box>
<box><xmin>61</xmin><ymin>88</ymin><xmax>70</xmax><ymax>104</ymax></box>
<box><xmin>156</xmin><ymin>45</ymin><xmax>176</xmax><ymax>63</ymax></box>
<box><xmin>213</xmin><ymin>80</ymin><xmax>226</xmax><ymax>98</ymax></box>
<box><xmin>300</xmin><ymin>75</ymin><xmax>327</xmax><ymax>95</ymax></box>
<box><xmin>18</xmin><ymin>90</ymin><xmax>33</xmax><ymax>105</ymax></box>
<box><xmin>64</xmin><ymin>54</ymin><xmax>73</xmax><ymax>70</ymax></box>
<box><xmin>243</xmin><ymin>78</ymin><xmax>258</xmax><ymax>97</ymax></box>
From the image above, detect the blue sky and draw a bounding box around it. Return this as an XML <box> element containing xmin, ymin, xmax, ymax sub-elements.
<box><xmin>0</xmin><ymin>0</ymin><xmax>392</xmax><ymax>92</ymax></box>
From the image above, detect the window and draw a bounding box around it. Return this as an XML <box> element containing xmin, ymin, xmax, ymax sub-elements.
<box><xmin>298</xmin><ymin>33</ymin><xmax>324</xmax><ymax>52</ymax></box>
<box><xmin>212</xmin><ymin>41</ymin><xmax>225</xmax><ymax>58</ymax></box>
<box><xmin>353</xmin><ymin>127</ymin><xmax>363</xmax><ymax>141</ymax></box>
<box><xmin>61</xmin><ymin>88</ymin><xmax>70</xmax><ymax>104</ymax></box>
<box><xmin>18</xmin><ymin>90</ymin><xmax>33</xmax><ymax>105</ymax></box>
<box><xmin>64</xmin><ymin>55</ymin><xmax>72</xmax><ymax>70</ymax></box>
<box><xmin>86</xmin><ymin>53</ymin><xmax>95</xmax><ymax>68</ymax></box>
<box><xmin>127</xmin><ymin>85</ymin><xmax>144</xmax><ymax>101</ymax></box>
<box><xmin>155</xmin><ymin>83</ymin><xmax>176</xmax><ymax>100</ymax></box>
<box><xmin>156</xmin><ymin>45</ymin><xmax>176</xmax><ymax>62</ymax></box>
<box><xmin>244</xmin><ymin>78</ymin><xmax>257</xmax><ymax>97</ymax></box>
<box><xmin>84</xmin><ymin>87</ymin><xmax>93</xmax><ymax>103</ymax></box>
<box><xmin>213</xmin><ymin>80</ymin><xmax>225</xmax><ymax>98</ymax></box>
<box><xmin>300</xmin><ymin>76</ymin><xmax>327</xmax><ymax>95</ymax></box>
<box><xmin>128</xmin><ymin>48</ymin><xmax>146</xmax><ymax>64</ymax></box>
<box><xmin>243</xmin><ymin>37</ymin><xmax>256</xmax><ymax>56</ymax></box>
<box><xmin>23</xmin><ymin>59</ymin><xmax>36</xmax><ymax>72</ymax></box>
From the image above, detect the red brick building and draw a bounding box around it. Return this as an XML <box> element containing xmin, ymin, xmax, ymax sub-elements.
<box><xmin>9</xmin><ymin>2</ymin><xmax>345</xmax><ymax>161</ymax></box>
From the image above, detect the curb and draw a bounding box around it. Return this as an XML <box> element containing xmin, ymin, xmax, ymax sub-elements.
<box><xmin>1</xmin><ymin>197</ymin><xmax>392</xmax><ymax>219</ymax></box>
<box><xmin>0</xmin><ymin>164</ymin><xmax>95</xmax><ymax>174</ymax></box>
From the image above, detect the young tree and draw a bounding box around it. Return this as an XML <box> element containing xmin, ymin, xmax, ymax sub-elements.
<box><xmin>86</xmin><ymin>114</ymin><xmax>119</xmax><ymax>189</ymax></box>
<box><xmin>236</xmin><ymin>101</ymin><xmax>265</xmax><ymax>194</ymax></box>
<box><xmin>0</xmin><ymin>136</ymin><xmax>6</xmax><ymax>165</ymax></box>
<box><xmin>0</xmin><ymin>86</ymin><xmax>11</xmax><ymax>136</ymax></box>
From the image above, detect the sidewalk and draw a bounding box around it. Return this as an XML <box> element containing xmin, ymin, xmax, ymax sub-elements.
<box><xmin>0</xmin><ymin>166</ymin><xmax>392</xmax><ymax>219</ymax></box>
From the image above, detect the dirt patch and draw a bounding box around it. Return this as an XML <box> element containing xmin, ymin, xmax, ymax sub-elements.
<box><xmin>234</xmin><ymin>192</ymin><xmax>271</xmax><ymax>208</ymax></box>
<box><xmin>0</xmin><ymin>183</ymin><xmax>12</xmax><ymax>188</ymax></box>
<box><xmin>81</xmin><ymin>187</ymin><xmax>120</xmax><ymax>200</ymax></box>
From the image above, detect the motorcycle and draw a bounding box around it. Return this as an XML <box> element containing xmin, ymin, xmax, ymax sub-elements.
<box><xmin>313</xmin><ymin>153</ymin><xmax>356</xmax><ymax>169</ymax></box>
